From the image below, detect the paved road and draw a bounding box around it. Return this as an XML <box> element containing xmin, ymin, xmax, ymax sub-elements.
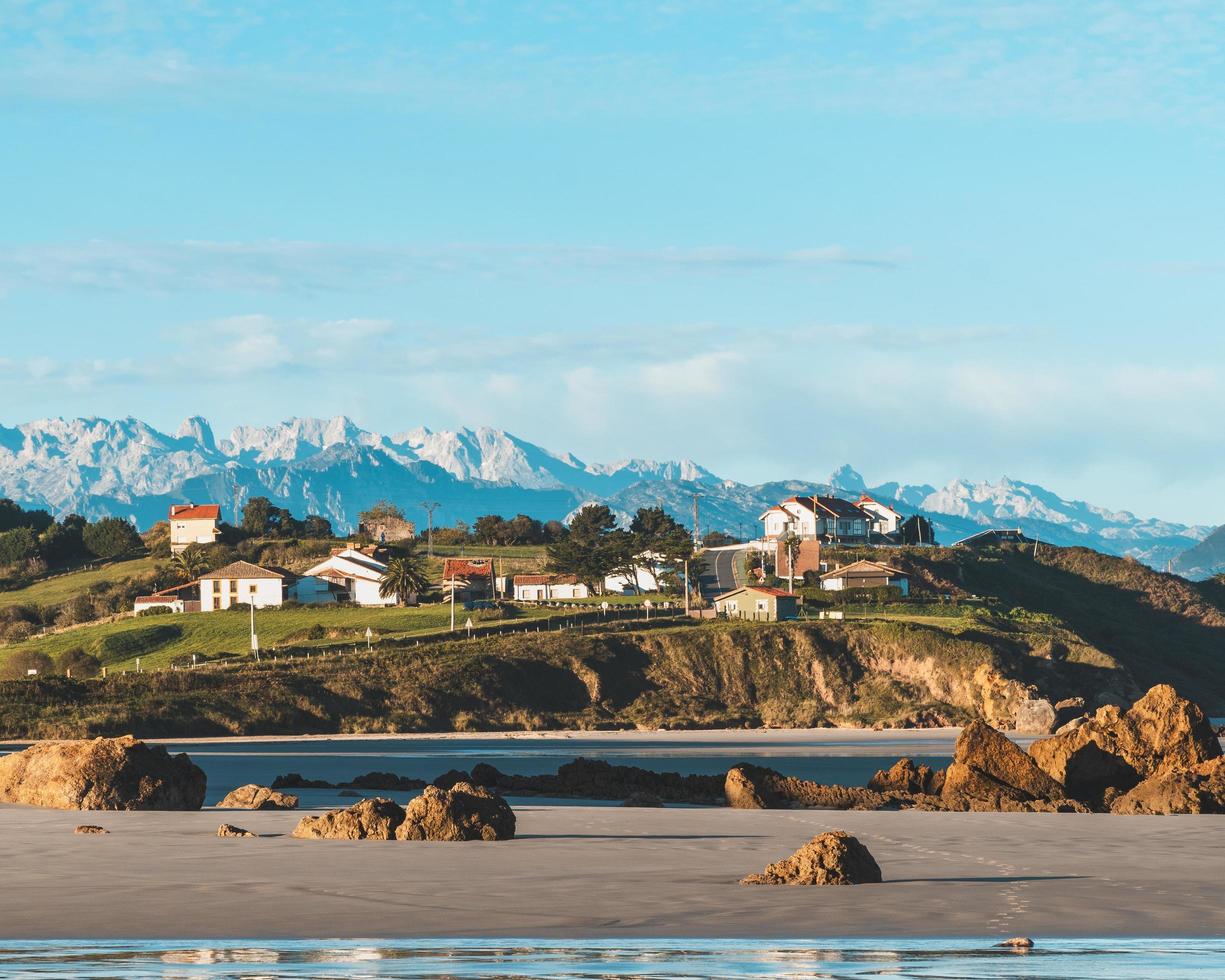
<box><xmin>698</xmin><ymin>545</ymin><xmax>751</xmax><ymax>597</ymax></box>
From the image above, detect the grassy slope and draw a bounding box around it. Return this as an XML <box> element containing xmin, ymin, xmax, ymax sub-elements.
<box><xmin>0</xmin><ymin>556</ymin><xmax>160</xmax><ymax>609</ymax></box>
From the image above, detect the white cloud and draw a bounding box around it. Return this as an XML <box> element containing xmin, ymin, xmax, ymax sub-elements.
<box><xmin>0</xmin><ymin>240</ymin><xmax>901</xmax><ymax>294</ymax></box>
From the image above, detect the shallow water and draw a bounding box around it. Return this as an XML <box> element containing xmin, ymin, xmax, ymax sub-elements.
<box><xmin>159</xmin><ymin>734</ymin><xmax>955</xmax><ymax>805</ymax></box>
<box><xmin>1</xmin><ymin>938</ymin><xmax>1222</xmax><ymax>979</ymax></box>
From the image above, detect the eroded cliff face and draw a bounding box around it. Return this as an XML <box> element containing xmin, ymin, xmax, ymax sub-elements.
<box><xmin>0</xmin><ymin>620</ymin><xmax>1138</xmax><ymax>739</ymax></box>
<box><xmin>622</xmin><ymin>621</ymin><xmax>1130</xmax><ymax>730</ymax></box>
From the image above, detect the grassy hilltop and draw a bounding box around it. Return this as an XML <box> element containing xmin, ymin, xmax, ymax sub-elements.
<box><xmin>0</xmin><ymin>541</ymin><xmax>1220</xmax><ymax>739</ymax></box>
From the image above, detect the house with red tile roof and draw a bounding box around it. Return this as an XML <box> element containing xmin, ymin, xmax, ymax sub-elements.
<box><xmin>442</xmin><ymin>557</ymin><xmax>494</xmax><ymax>602</ymax></box>
<box><xmin>512</xmin><ymin>574</ymin><xmax>589</xmax><ymax>601</ymax></box>
<box><xmin>168</xmin><ymin>502</ymin><xmax>221</xmax><ymax>553</ymax></box>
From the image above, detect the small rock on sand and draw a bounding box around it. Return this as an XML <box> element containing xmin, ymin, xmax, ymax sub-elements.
<box><xmin>994</xmin><ymin>937</ymin><xmax>1035</xmax><ymax>949</ymax></box>
<box><xmin>74</xmin><ymin>825</ymin><xmax>108</xmax><ymax>835</ymax></box>
<box><xmin>740</xmin><ymin>830</ymin><xmax>881</xmax><ymax>886</ymax></box>
<box><xmin>217</xmin><ymin>823</ymin><xmax>256</xmax><ymax>838</ymax></box>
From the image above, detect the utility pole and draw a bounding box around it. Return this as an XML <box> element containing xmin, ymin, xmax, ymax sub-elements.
<box><xmin>421</xmin><ymin>501</ymin><xmax>440</xmax><ymax>557</ymax></box>
<box><xmin>692</xmin><ymin>491</ymin><xmax>702</xmax><ymax>548</ymax></box>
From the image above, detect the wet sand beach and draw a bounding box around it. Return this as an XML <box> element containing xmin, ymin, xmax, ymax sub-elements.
<box><xmin>0</xmin><ymin>801</ymin><xmax>1220</xmax><ymax>940</ymax></box>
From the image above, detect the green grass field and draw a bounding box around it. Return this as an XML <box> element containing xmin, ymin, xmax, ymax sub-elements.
<box><xmin>4</xmin><ymin>602</ymin><xmax>579</xmax><ymax>673</ymax></box>
<box><xmin>0</xmin><ymin>556</ymin><xmax>161</xmax><ymax>609</ymax></box>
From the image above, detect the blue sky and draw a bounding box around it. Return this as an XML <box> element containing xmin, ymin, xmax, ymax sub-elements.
<box><xmin>1</xmin><ymin>1</ymin><xmax>1224</xmax><ymax>523</ymax></box>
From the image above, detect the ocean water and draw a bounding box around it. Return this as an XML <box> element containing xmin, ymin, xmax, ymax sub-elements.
<box><xmin>0</xmin><ymin>938</ymin><xmax>1221</xmax><ymax>979</ymax></box>
<box><xmin>159</xmin><ymin>734</ymin><xmax>956</xmax><ymax>806</ymax></box>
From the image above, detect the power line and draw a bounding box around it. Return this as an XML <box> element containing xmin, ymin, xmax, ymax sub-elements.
<box><xmin>421</xmin><ymin>501</ymin><xmax>440</xmax><ymax>557</ymax></box>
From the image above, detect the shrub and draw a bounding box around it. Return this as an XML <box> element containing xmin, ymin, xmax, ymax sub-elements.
<box><xmin>0</xmin><ymin>649</ymin><xmax>54</xmax><ymax>679</ymax></box>
<box><xmin>57</xmin><ymin>647</ymin><xmax>102</xmax><ymax>678</ymax></box>
<box><xmin>137</xmin><ymin>605</ymin><xmax>174</xmax><ymax>617</ymax></box>
<box><xmin>82</xmin><ymin>517</ymin><xmax>142</xmax><ymax>559</ymax></box>
<box><xmin>94</xmin><ymin>624</ymin><xmax>182</xmax><ymax>660</ymax></box>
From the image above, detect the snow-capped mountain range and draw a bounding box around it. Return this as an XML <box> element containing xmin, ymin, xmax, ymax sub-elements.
<box><xmin>0</xmin><ymin>415</ymin><xmax>1210</xmax><ymax>571</ymax></box>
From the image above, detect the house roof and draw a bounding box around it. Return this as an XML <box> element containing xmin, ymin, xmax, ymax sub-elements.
<box><xmin>713</xmin><ymin>585</ymin><xmax>797</xmax><ymax>601</ymax></box>
<box><xmin>514</xmin><ymin>574</ymin><xmax>581</xmax><ymax>586</ymax></box>
<box><xmin>442</xmin><ymin>558</ymin><xmax>494</xmax><ymax>579</ymax></box>
<box><xmin>858</xmin><ymin>494</ymin><xmax>904</xmax><ymax>517</ymax></box>
<box><xmin>812</xmin><ymin>495</ymin><xmax>868</xmax><ymax>520</ymax></box>
<box><xmin>953</xmin><ymin>528</ymin><xmax>1029</xmax><ymax>547</ymax></box>
<box><xmin>820</xmin><ymin>559</ymin><xmax>907</xmax><ymax>579</ymax></box>
<box><xmin>200</xmin><ymin>560</ymin><xmax>284</xmax><ymax>581</ymax></box>
<box><xmin>169</xmin><ymin>504</ymin><xmax>220</xmax><ymax>521</ymax></box>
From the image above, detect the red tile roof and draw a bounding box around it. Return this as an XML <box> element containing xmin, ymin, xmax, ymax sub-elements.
<box><xmin>442</xmin><ymin>558</ymin><xmax>493</xmax><ymax>579</ymax></box>
<box><xmin>169</xmin><ymin>504</ymin><xmax>220</xmax><ymax>521</ymax></box>
<box><xmin>200</xmin><ymin>560</ymin><xmax>284</xmax><ymax>580</ymax></box>
<box><xmin>514</xmin><ymin>574</ymin><xmax>580</xmax><ymax>586</ymax></box>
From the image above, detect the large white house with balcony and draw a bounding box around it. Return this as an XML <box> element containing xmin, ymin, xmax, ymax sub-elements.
<box><xmin>759</xmin><ymin>495</ymin><xmax>872</xmax><ymax>544</ymax></box>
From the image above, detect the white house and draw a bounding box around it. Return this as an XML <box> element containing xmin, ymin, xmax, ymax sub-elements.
<box><xmin>199</xmin><ymin>561</ymin><xmax>285</xmax><ymax>611</ymax></box>
<box><xmin>604</xmin><ymin>563</ymin><xmax>662</xmax><ymax>596</ymax></box>
<box><xmin>819</xmin><ymin>559</ymin><xmax>910</xmax><ymax>595</ymax></box>
<box><xmin>302</xmin><ymin>547</ymin><xmax>400</xmax><ymax>606</ymax></box>
<box><xmin>168</xmin><ymin>503</ymin><xmax>220</xmax><ymax>554</ymax></box>
<box><xmin>857</xmin><ymin>495</ymin><xmax>905</xmax><ymax>536</ymax></box>
<box><xmin>759</xmin><ymin>495</ymin><xmax>871</xmax><ymax>543</ymax></box>
<box><xmin>513</xmin><ymin>574</ymin><xmax>590</xmax><ymax>601</ymax></box>
<box><xmin>287</xmin><ymin>575</ymin><xmax>343</xmax><ymax>605</ymax></box>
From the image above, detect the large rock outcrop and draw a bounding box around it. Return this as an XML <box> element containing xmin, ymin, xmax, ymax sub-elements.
<box><xmin>0</xmin><ymin>735</ymin><xmax>205</xmax><ymax>810</ymax></box>
<box><xmin>1029</xmin><ymin>684</ymin><xmax>1221</xmax><ymax>808</ymax></box>
<box><xmin>942</xmin><ymin>721</ymin><xmax>1069</xmax><ymax>811</ymax></box>
<box><xmin>395</xmin><ymin>782</ymin><xmax>516</xmax><ymax>841</ymax></box>
<box><xmin>216</xmin><ymin>784</ymin><xmax>299</xmax><ymax>810</ymax></box>
<box><xmin>291</xmin><ymin>798</ymin><xmax>406</xmax><ymax>840</ymax></box>
<box><xmin>1109</xmin><ymin>757</ymin><xmax>1225</xmax><ymax>815</ymax></box>
<box><xmin>741</xmin><ymin>831</ymin><xmax>882</xmax><ymax>886</ymax></box>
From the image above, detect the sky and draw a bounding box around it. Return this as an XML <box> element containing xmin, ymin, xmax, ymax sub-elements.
<box><xmin>1</xmin><ymin>1</ymin><xmax>1224</xmax><ymax>524</ymax></box>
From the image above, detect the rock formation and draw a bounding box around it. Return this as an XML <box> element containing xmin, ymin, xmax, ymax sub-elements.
<box><xmin>472</xmin><ymin>758</ymin><xmax>722</xmax><ymax>803</ymax></box>
<box><xmin>291</xmin><ymin>798</ymin><xmax>406</xmax><ymax>840</ymax></box>
<box><xmin>431</xmin><ymin>769</ymin><xmax>472</xmax><ymax>791</ymax></box>
<box><xmin>74</xmin><ymin>825</ymin><xmax>108</xmax><ymax>834</ymax></box>
<box><xmin>0</xmin><ymin>735</ymin><xmax>205</xmax><ymax>810</ymax></box>
<box><xmin>1109</xmin><ymin>757</ymin><xmax>1225</xmax><ymax>815</ymax></box>
<box><xmin>216</xmin><ymin>784</ymin><xmax>299</xmax><ymax>810</ymax></box>
<box><xmin>726</xmin><ymin>764</ymin><xmax>928</xmax><ymax>811</ymax></box>
<box><xmin>741</xmin><ymin>831</ymin><xmax>882</xmax><ymax>885</ymax></box>
<box><xmin>867</xmin><ymin>758</ymin><xmax>944</xmax><ymax>796</ymax></box>
<box><xmin>1029</xmin><ymin>684</ymin><xmax>1221</xmax><ymax>807</ymax></box>
<box><xmin>942</xmin><ymin>721</ymin><xmax>1076</xmax><ymax>811</ymax></box>
<box><xmin>395</xmin><ymin>783</ymin><xmax>516</xmax><ymax>842</ymax></box>
<box><xmin>1013</xmin><ymin>699</ymin><xmax>1057</xmax><ymax>735</ymax></box>
<box><xmin>217</xmin><ymin>823</ymin><xmax>256</xmax><ymax>837</ymax></box>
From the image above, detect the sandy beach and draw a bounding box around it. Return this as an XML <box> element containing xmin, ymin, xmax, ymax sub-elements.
<box><xmin>0</xmin><ymin>801</ymin><xmax>1220</xmax><ymax>940</ymax></box>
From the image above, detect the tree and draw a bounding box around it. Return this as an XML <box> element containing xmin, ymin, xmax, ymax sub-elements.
<box><xmin>543</xmin><ymin>520</ymin><xmax>568</xmax><ymax>543</ymax></box>
<box><xmin>56</xmin><ymin>647</ymin><xmax>101</xmax><ymax>679</ymax></box>
<box><xmin>142</xmin><ymin>520</ymin><xmax>172</xmax><ymax>558</ymax></box>
<box><xmin>170</xmin><ymin>544</ymin><xmax>210</xmax><ymax>583</ymax></box>
<box><xmin>82</xmin><ymin>517</ymin><xmax>142</xmax><ymax>559</ymax></box>
<box><xmin>547</xmin><ymin>504</ymin><xmax>621</xmax><ymax>591</ymax></box>
<box><xmin>241</xmin><ymin>497</ymin><xmax>274</xmax><ymax>537</ymax></box>
<box><xmin>628</xmin><ymin>506</ymin><xmax>694</xmax><ymax>593</ymax></box>
<box><xmin>505</xmin><ymin>514</ymin><xmax>545</xmax><ymax>545</ymax></box>
<box><xmin>361</xmin><ymin>500</ymin><xmax>406</xmax><ymax>523</ymax></box>
<box><xmin>378</xmin><ymin>553</ymin><xmax>431</xmax><ymax>605</ymax></box>
<box><xmin>474</xmin><ymin>514</ymin><xmax>508</xmax><ymax>545</ymax></box>
<box><xmin>302</xmin><ymin>514</ymin><xmax>334</xmax><ymax>539</ymax></box>
<box><xmin>702</xmin><ymin>530</ymin><xmax>737</xmax><ymax>548</ymax></box>
<box><xmin>0</xmin><ymin>526</ymin><xmax>38</xmax><ymax>568</ymax></box>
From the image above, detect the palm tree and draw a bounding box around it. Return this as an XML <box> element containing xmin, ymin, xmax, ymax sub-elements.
<box><xmin>379</xmin><ymin>554</ymin><xmax>430</xmax><ymax>606</ymax></box>
<box><xmin>170</xmin><ymin>544</ymin><xmax>209</xmax><ymax>583</ymax></box>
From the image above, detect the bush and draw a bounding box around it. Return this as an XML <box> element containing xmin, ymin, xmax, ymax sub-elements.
<box><xmin>0</xmin><ymin>650</ymin><xmax>53</xmax><ymax>680</ymax></box>
<box><xmin>82</xmin><ymin>517</ymin><xmax>143</xmax><ymax>559</ymax></box>
<box><xmin>57</xmin><ymin>647</ymin><xmax>102</xmax><ymax>678</ymax></box>
<box><xmin>137</xmin><ymin>605</ymin><xmax>174</xmax><ymax>617</ymax></box>
<box><xmin>94</xmin><ymin>624</ymin><xmax>182</xmax><ymax>660</ymax></box>
<box><xmin>0</xmin><ymin>621</ymin><xmax>36</xmax><ymax>643</ymax></box>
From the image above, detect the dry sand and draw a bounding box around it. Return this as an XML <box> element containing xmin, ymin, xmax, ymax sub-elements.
<box><xmin>0</xmin><ymin>801</ymin><xmax>1220</xmax><ymax>939</ymax></box>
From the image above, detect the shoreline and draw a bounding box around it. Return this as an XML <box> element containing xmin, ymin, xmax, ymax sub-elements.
<box><xmin>0</xmin><ymin>803</ymin><xmax>1218</xmax><ymax>940</ymax></box>
<box><xmin>0</xmin><ymin>726</ymin><xmax>976</xmax><ymax>749</ymax></box>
